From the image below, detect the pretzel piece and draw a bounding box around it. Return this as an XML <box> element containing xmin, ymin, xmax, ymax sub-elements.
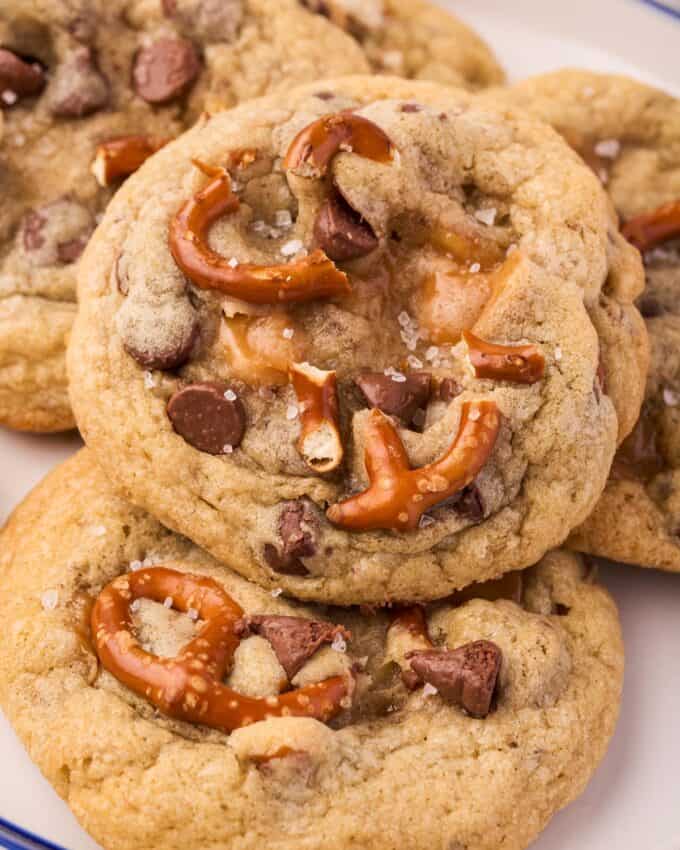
<box><xmin>290</xmin><ymin>362</ymin><xmax>344</xmax><ymax>473</ymax></box>
<box><xmin>463</xmin><ymin>331</ymin><xmax>545</xmax><ymax>384</ymax></box>
<box><xmin>169</xmin><ymin>162</ymin><xmax>350</xmax><ymax>304</ymax></box>
<box><xmin>284</xmin><ymin>112</ymin><xmax>394</xmax><ymax>175</ymax></box>
<box><xmin>92</xmin><ymin>567</ymin><xmax>352</xmax><ymax>731</ymax></box>
<box><xmin>621</xmin><ymin>200</ymin><xmax>680</xmax><ymax>253</ymax></box>
<box><xmin>92</xmin><ymin>135</ymin><xmax>170</xmax><ymax>187</ymax></box>
<box><xmin>327</xmin><ymin>400</ymin><xmax>500</xmax><ymax>532</ymax></box>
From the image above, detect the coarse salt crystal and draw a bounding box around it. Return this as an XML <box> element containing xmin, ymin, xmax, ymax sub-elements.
<box><xmin>331</xmin><ymin>634</ymin><xmax>347</xmax><ymax>653</ymax></box>
<box><xmin>425</xmin><ymin>346</ymin><xmax>439</xmax><ymax>361</ymax></box>
<box><xmin>391</xmin><ymin>373</ymin><xmax>407</xmax><ymax>383</ymax></box>
<box><xmin>223</xmin><ymin>444</ymin><xmax>234</xmax><ymax>454</ymax></box>
<box><xmin>594</xmin><ymin>139</ymin><xmax>621</xmax><ymax>159</ymax></box>
<box><xmin>286</xmin><ymin>404</ymin><xmax>299</xmax><ymax>420</ymax></box>
<box><xmin>422</xmin><ymin>683</ymin><xmax>438</xmax><ymax>697</ymax></box>
<box><xmin>419</xmin><ymin>514</ymin><xmax>435</xmax><ymax>529</ymax></box>
<box><xmin>555</xmin><ymin>346</ymin><xmax>562</xmax><ymax>361</ymax></box>
<box><xmin>271</xmin><ymin>588</ymin><xmax>283</xmax><ymax>598</ymax></box>
<box><xmin>41</xmin><ymin>589</ymin><xmax>59</xmax><ymax>610</ymax></box>
<box><xmin>252</xmin><ymin>220</ymin><xmax>267</xmax><ymax>233</ymax></box>
<box><xmin>407</xmin><ymin>355</ymin><xmax>424</xmax><ymax>370</ymax></box>
<box><xmin>469</xmin><ymin>262</ymin><xmax>481</xmax><ymax>274</ymax></box>
<box><xmin>163</xmin><ymin>596</ymin><xmax>174</xmax><ymax>609</ymax></box>
<box><xmin>91</xmin><ymin>525</ymin><xmax>106</xmax><ymax>537</ymax></box>
<box><xmin>143</xmin><ymin>371</ymin><xmax>156</xmax><ymax>389</ymax></box>
<box><xmin>228</xmin><ymin>257</ymin><xmax>239</xmax><ymax>268</ymax></box>
<box><xmin>129</xmin><ymin>560</ymin><xmax>143</xmax><ymax>571</ymax></box>
<box><xmin>475</xmin><ymin>207</ymin><xmax>497</xmax><ymax>227</ymax></box>
<box><xmin>130</xmin><ymin>599</ymin><xmax>141</xmax><ymax>613</ymax></box>
<box><xmin>275</xmin><ymin>210</ymin><xmax>293</xmax><ymax>228</ymax></box>
<box><xmin>224</xmin><ymin>389</ymin><xmax>237</xmax><ymax>401</ymax></box>
<box><xmin>1</xmin><ymin>90</ymin><xmax>17</xmax><ymax>105</ymax></box>
<box><xmin>187</xmin><ymin>608</ymin><xmax>199</xmax><ymax>621</ymax></box>
<box><xmin>281</xmin><ymin>239</ymin><xmax>303</xmax><ymax>257</ymax></box>
<box><xmin>468</xmin><ymin>408</ymin><xmax>481</xmax><ymax>421</ymax></box>
<box><xmin>663</xmin><ymin>387</ymin><xmax>679</xmax><ymax>407</ymax></box>
<box><xmin>282</xmin><ymin>327</ymin><xmax>295</xmax><ymax>339</ymax></box>
<box><xmin>398</xmin><ymin>311</ymin><xmax>411</xmax><ymax>328</ymax></box>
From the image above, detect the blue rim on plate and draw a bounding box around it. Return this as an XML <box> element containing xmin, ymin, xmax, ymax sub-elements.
<box><xmin>635</xmin><ymin>0</ymin><xmax>680</xmax><ymax>21</ymax></box>
<box><xmin>0</xmin><ymin>817</ymin><xmax>67</xmax><ymax>850</ymax></box>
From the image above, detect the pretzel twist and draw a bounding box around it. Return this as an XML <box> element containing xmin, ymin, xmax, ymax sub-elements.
<box><xmin>91</xmin><ymin>567</ymin><xmax>352</xmax><ymax>731</ymax></box>
<box><xmin>621</xmin><ymin>200</ymin><xmax>680</xmax><ymax>253</ymax></box>
<box><xmin>169</xmin><ymin>162</ymin><xmax>350</xmax><ymax>304</ymax></box>
<box><xmin>464</xmin><ymin>331</ymin><xmax>545</xmax><ymax>384</ymax></box>
<box><xmin>92</xmin><ymin>135</ymin><xmax>170</xmax><ymax>187</ymax></box>
<box><xmin>327</xmin><ymin>400</ymin><xmax>500</xmax><ymax>532</ymax></box>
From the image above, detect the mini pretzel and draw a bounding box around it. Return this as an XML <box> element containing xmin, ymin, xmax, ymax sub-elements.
<box><xmin>327</xmin><ymin>400</ymin><xmax>500</xmax><ymax>532</ymax></box>
<box><xmin>169</xmin><ymin>162</ymin><xmax>350</xmax><ymax>304</ymax></box>
<box><xmin>463</xmin><ymin>331</ymin><xmax>545</xmax><ymax>384</ymax></box>
<box><xmin>91</xmin><ymin>567</ymin><xmax>352</xmax><ymax>731</ymax></box>
<box><xmin>621</xmin><ymin>200</ymin><xmax>680</xmax><ymax>253</ymax></box>
<box><xmin>91</xmin><ymin>135</ymin><xmax>170</xmax><ymax>187</ymax></box>
<box><xmin>284</xmin><ymin>113</ymin><xmax>394</xmax><ymax>175</ymax></box>
<box><xmin>389</xmin><ymin>606</ymin><xmax>433</xmax><ymax>648</ymax></box>
<box><xmin>290</xmin><ymin>362</ymin><xmax>344</xmax><ymax>473</ymax></box>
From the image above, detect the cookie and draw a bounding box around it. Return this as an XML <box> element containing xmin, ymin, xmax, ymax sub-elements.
<box><xmin>68</xmin><ymin>75</ymin><xmax>644</xmax><ymax>604</ymax></box>
<box><xmin>0</xmin><ymin>0</ymin><xmax>370</xmax><ymax>432</ymax></box>
<box><xmin>296</xmin><ymin>0</ymin><xmax>505</xmax><ymax>88</ymax></box>
<box><xmin>499</xmin><ymin>71</ymin><xmax>680</xmax><ymax>572</ymax></box>
<box><xmin>0</xmin><ymin>450</ymin><xmax>624</xmax><ymax>850</ymax></box>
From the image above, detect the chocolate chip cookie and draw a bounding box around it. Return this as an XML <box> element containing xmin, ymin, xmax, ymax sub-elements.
<box><xmin>0</xmin><ymin>0</ymin><xmax>370</xmax><ymax>432</ymax></box>
<box><xmin>0</xmin><ymin>450</ymin><xmax>624</xmax><ymax>850</ymax></box>
<box><xmin>296</xmin><ymin>0</ymin><xmax>505</xmax><ymax>88</ymax></box>
<box><xmin>499</xmin><ymin>71</ymin><xmax>680</xmax><ymax>572</ymax></box>
<box><xmin>68</xmin><ymin>75</ymin><xmax>644</xmax><ymax>604</ymax></box>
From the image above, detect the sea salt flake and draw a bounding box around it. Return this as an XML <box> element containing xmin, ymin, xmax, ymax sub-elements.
<box><xmin>407</xmin><ymin>355</ymin><xmax>424</xmax><ymax>370</ymax></box>
<box><xmin>282</xmin><ymin>327</ymin><xmax>295</xmax><ymax>339</ymax></box>
<box><xmin>130</xmin><ymin>599</ymin><xmax>141</xmax><ymax>613</ymax></box>
<box><xmin>469</xmin><ymin>262</ymin><xmax>481</xmax><ymax>274</ymax></box>
<box><xmin>281</xmin><ymin>239</ymin><xmax>303</xmax><ymax>257</ymax></box>
<box><xmin>1</xmin><ymin>90</ymin><xmax>17</xmax><ymax>105</ymax></box>
<box><xmin>143</xmin><ymin>371</ymin><xmax>156</xmax><ymax>389</ymax></box>
<box><xmin>468</xmin><ymin>408</ymin><xmax>481</xmax><ymax>421</ymax></box>
<box><xmin>475</xmin><ymin>207</ymin><xmax>497</xmax><ymax>227</ymax></box>
<box><xmin>163</xmin><ymin>596</ymin><xmax>174</xmax><ymax>609</ymax></box>
<box><xmin>391</xmin><ymin>373</ymin><xmax>407</xmax><ymax>383</ymax></box>
<box><xmin>270</xmin><ymin>588</ymin><xmax>283</xmax><ymax>598</ymax></box>
<box><xmin>286</xmin><ymin>404</ymin><xmax>299</xmax><ymax>420</ymax></box>
<box><xmin>554</xmin><ymin>346</ymin><xmax>562</xmax><ymax>361</ymax></box>
<box><xmin>331</xmin><ymin>634</ymin><xmax>347</xmax><ymax>653</ymax></box>
<box><xmin>41</xmin><ymin>590</ymin><xmax>59</xmax><ymax>610</ymax></box>
<box><xmin>398</xmin><ymin>311</ymin><xmax>412</xmax><ymax>328</ymax></box>
<box><xmin>224</xmin><ymin>389</ymin><xmax>237</xmax><ymax>401</ymax></box>
<box><xmin>275</xmin><ymin>210</ymin><xmax>293</xmax><ymax>228</ymax></box>
<box><xmin>425</xmin><ymin>346</ymin><xmax>439</xmax><ymax>361</ymax></box>
<box><xmin>663</xmin><ymin>387</ymin><xmax>679</xmax><ymax>407</ymax></box>
<box><xmin>422</xmin><ymin>683</ymin><xmax>438</xmax><ymax>697</ymax></box>
<box><xmin>129</xmin><ymin>560</ymin><xmax>143</xmax><ymax>572</ymax></box>
<box><xmin>223</xmin><ymin>444</ymin><xmax>234</xmax><ymax>454</ymax></box>
<box><xmin>91</xmin><ymin>525</ymin><xmax>106</xmax><ymax>537</ymax></box>
<box><xmin>228</xmin><ymin>257</ymin><xmax>239</xmax><ymax>268</ymax></box>
<box><xmin>187</xmin><ymin>608</ymin><xmax>199</xmax><ymax>621</ymax></box>
<box><xmin>594</xmin><ymin>139</ymin><xmax>621</xmax><ymax>159</ymax></box>
<box><xmin>419</xmin><ymin>514</ymin><xmax>436</xmax><ymax>530</ymax></box>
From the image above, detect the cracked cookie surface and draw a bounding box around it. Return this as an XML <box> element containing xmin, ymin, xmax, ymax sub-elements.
<box><xmin>500</xmin><ymin>71</ymin><xmax>679</xmax><ymax>572</ymax></box>
<box><xmin>0</xmin><ymin>0</ymin><xmax>369</xmax><ymax>431</ymax></box>
<box><xmin>0</xmin><ymin>450</ymin><xmax>623</xmax><ymax>850</ymax></box>
<box><xmin>68</xmin><ymin>75</ymin><xmax>643</xmax><ymax>604</ymax></box>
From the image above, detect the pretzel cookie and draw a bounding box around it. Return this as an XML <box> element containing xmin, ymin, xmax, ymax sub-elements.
<box><xmin>69</xmin><ymin>76</ymin><xmax>644</xmax><ymax>604</ymax></box>
<box><xmin>0</xmin><ymin>0</ymin><xmax>371</xmax><ymax>432</ymax></box>
<box><xmin>0</xmin><ymin>450</ymin><xmax>623</xmax><ymax>850</ymax></box>
<box><xmin>500</xmin><ymin>71</ymin><xmax>680</xmax><ymax>572</ymax></box>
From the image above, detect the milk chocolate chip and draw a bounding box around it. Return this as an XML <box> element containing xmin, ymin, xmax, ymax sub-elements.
<box><xmin>167</xmin><ymin>382</ymin><xmax>245</xmax><ymax>453</ymax></box>
<box><xmin>124</xmin><ymin>316</ymin><xmax>199</xmax><ymax>371</ymax></box>
<box><xmin>355</xmin><ymin>372</ymin><xmax>431</xmax><ymax>424</ymax></box>
<box><xmin>314</xmin><ymin>194</ymin><xmax>378</xmax><ymax>262</ymax></box>
<box><xmin>133</xmin><ymin>38</ymin><xmax>201</xmax><ymax>104</ymax></box>
<box><xmin>451</xmin><ymin>485</ymin><xmax>484</xmax><ymax>523</ymax></box>
<box><xmin>0</xmin><ymin>49</ymin><xmax>46</xmax><ymax>102</ymax></box>
<box><xmin>21</xmin><ymin>198</ymin><xmax>93</xmax><ymax>267</ymax></box>
<box><xmin>162</xmin><ymin>0</ymin><xmax>243</xmax><ymax>43</ymax></box>
<box><xmin>236</xmin><ymin>615</ymin><xmax>350</xmax><ymax>679</ymax></box>
<box><xmin>437</xmin><ymin>377</ymin><xmax>462</xmax><ymax>403</ymax></box>
<box><xmin>46</xmin><ymin>47</ymin><xmax>109</xmax><ymax>118</ymax></box>
<box><xmin>408</xmin><ymin>641</ymin><xmax>502</xmax><ymax>718</ymax></box>
<box><xmin>264</xmin><ymin>500</ymin><xmax>318</xmax><ymax>576</ymax></box>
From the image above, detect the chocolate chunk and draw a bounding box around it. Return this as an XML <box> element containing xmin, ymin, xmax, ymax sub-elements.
<box><xmin>124</xmin><ymin>316</ymin><xmax>199</xmax><ymax>371</ymax></box>
<box><xmin>162</xmin><ymin>0</ymin><xmax>243</xmax><ymax>43</ymax></box>
<box><xmin>20</xmin><ymin>198</ymin><xmax>93</xmax><ymax>267</ymax></box>
<box><xmin>451</xmin><ymin>485</ymin><xmax>484</xmax><ymax>523</ymax></box>
<box><xmin>407</xmin><ymin>641</ymin><xmax>502</xmax><ymax>718</ymax></box>
<box><xmin>46</xmin><ymin>47</ymin><xmax>109</xmax><ymax>118</ymax></box>
<box><xmin>314</xmin><ymin>193</ymin><xmax>378</xmax><ymax>262</ymax></box>
<box><xmin>132</xmin><ymin>38</ymin><xmax>201</xmax><ymax>104</ymax></box>
<box><xmin>638</xmin><ymin>295</ymin><xmax>664</xmax><ymax>319</ymax></box>
<box><xmin>355</xmin><ymin>372</ymin><xmax>432</xmax><ymax>424</ymax></box>
<box><xmin>263</xmin><ymin>500</ymin><xmax>319</xmax><ymax>575</ymax></box>
<box><xmin>167</xmin><ymin>382</ymin><xmax>245</xmax><ymax>454</ymax></box>
<box><xmin>237</xmin><ymin>615</ymin><xmax>350</xmax><ymax>679</ymax></box>
<box><xmin>0</xmin><ymin>49</ymin><xmax>46</xmax><ymax>101</ymax></box>
<box><xmin>263</xmin><ymin>544</ymin><xmax>310</xmax><ymax>576</ymax></box>
<box><xmin>437</xmin><ymin>377</ymin><xmax>462</xmax><ymax>403</ymax></box>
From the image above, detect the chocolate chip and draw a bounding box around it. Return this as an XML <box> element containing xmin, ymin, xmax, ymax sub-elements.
<box><xmin>162</xmin><ymin>0</ymin><xmax>243</xmax><ymax>43</ymax></box>
<box><xmin>132</xmin><ymin>38</ymin><xmax>201</xmax><ymax>105</ymax></box>
<box><xmin>400</xmin><ymin>103</ymin><xmax>422</xmax><ymax>113</ymax></box>
<box><xmin>314</xmin><ymin>193</ymin><xmax>378</xmax><ymax>262</ymax></box>
<box><xmin>124</xmin><ymin>317</ymin><xmax>199</xmax><ymax>371</ymax></box>
<box><xmin>437</xmin><ymin>377</ymin><xmax>462</xmax><ymax>403</ymax></box>
<box><xmin>407</xmin><ymin>641</ymin><xmax>502</xmax><ymax>718</ymax></box>
<box><xmin>263</xmin><ymin>544</ymin><xmax>310</xmax><ymax>576</ymax></box>
<box><xmin>236</xmin><ymin>615</ymin><xmax>350</xmax><ymax>679</ymax></box>
<box><xmin>553</xmin><ymin>603</ymin><xmax>570</xmax><ymax>616</ymax></box>
<box><xmin>166</xmin><ymin>382</ymin><xmax>245</xmax><ymax>454</ymax></box>
<box><xmin>264</xmin><ymin>500</ymin><xmax>319</xmax><ymax>574</ymax></box>
<box><xmin>46</xmin><ymin>47</ymin><xmax>109</xmax><ymax>118</ymax></box>
<box><xmin>355</xmin><ymin>372</ymin><xmax>432</xmax><ymax>425</ymax></box>
<box><xmin>638</xmin><ymin>295</ymin><xmax>664</xmax><ymax>318</ymax></box>
<box><xmin>20</xmin><ymin>198</ymin><xmax>93</xmax><ymax>267</ymax></box>
<box><xmin>0</xmin><ymin>49</ymin><xmax>46</xmax><ymax>102</ymax></box>
<box><xmin>451</xmin><ymin>485</ymin><xmax>484</xmax><ymax>523</ymax></box>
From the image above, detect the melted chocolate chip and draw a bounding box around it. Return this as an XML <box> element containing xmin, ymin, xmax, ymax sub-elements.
<box><xmin>166</xmin><ymin>382</ymin><xmax>245</xmax><ymax>454</ymax></box>
<box><xmin>408</xmin><ymin>640</ymin><xmax>502</xmax><ymax>718</ymax></box>
<box><xmin>236</xmin><ymin>615</ymin><xmax>349</xmax><ymax>679</ymax></box>
<box><xmin>355</xmin><ymin>372</ymin><xmax>432</xmax><ymax>425</ymax></box>
<box><xmin>124</xmin><ymin>317</ymin><xmax>199</xmax><ymax>371</ymax></box>
<box><xmin>451</xmin><ymin>485</ymin><xmax>484</xmax><ymax>523</ymax></box>
<box><xmin>264</xmin><ymin>500</ymin><xmax>318</xmax><ymax>575</ymax></box>
<box><xmin>437</xmin><ymin>377</ymin><xmax>462</xmax><ymax>403</ymax></box>
<box><xmin>132</xmin><ymin>38</ymin><xmax>201</xmax><ymax>104</ymax></box>
<box><xmin>400</xmin><ymin>103</ymin><xmax>422</xmax><ymax>113</ymax></box>
<box><xmin>263</xmin><ymin>544</ymin><xmax>310</xmax><ymax>576</ymax></box>
<box><xmin>0</xmin><ymin>49</ymin><xmax>46</xmax><ymax>101</ymax></box>
<box><xmin>314</xmin><ymin>193</ymin><xmax>378</xmax><ymax>262</ymax></box>
<box><xmin>47</xmin><ymin>47</ymin><xmax>109</xmax><ymax>118</ymax></box>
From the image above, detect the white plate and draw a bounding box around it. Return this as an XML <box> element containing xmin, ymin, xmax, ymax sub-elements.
<box><xmin>1</xmin><ymin>2</ymin><xmax>680</xmax><ymax>848</ymax></box>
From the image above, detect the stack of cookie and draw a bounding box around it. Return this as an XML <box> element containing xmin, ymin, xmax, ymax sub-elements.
<box><xmin>0</xmin><ymin>3</ymin><xmax>677</xmax><ymax>849</ymax></box>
